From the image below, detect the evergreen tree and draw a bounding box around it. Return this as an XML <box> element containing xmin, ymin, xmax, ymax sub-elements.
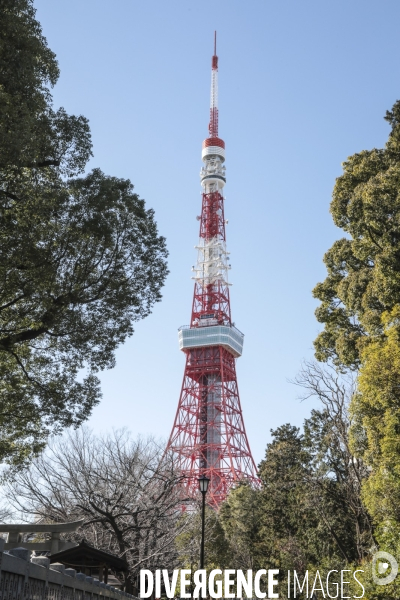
<box><xmin>313</xmin><ymin>101</ymin><xmax>400</xmax><ymax>369</ymax></box>
<box><xmin>0</xmin><ymin>0</ymin><xmax>168</xmax><ymax>465</ymax></box>
<box><xmin>351</xmin><ymin>307</ymin><xmax>400</xmax><ymax>528</ymax></box>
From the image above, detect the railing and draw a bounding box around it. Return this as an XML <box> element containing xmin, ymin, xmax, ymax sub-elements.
<box><xmin>0</xmin><ymin>541</ymin><xmax>137</xmax><ymax>600</ymax></box>
<box><xmin>178</xmin><ymin>324</ymin><xmax>244</xmax><ymax>337</ymax></box>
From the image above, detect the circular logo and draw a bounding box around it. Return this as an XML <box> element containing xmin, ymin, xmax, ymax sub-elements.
<box><xmin>372</xmin><ymin>551</ymin><xmax>398</xmax><ymax>585</ymax></box>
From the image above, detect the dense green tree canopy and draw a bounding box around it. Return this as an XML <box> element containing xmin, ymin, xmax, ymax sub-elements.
<box><xmin>0</xmin><ymin>0</ymin><xmax>168</xmax><ymax>465</ymax></box>
<box><xmin>313</xmin><ymin>99</ymin><xmax>400</xmax><ymax>569</ymax></box>
<box><xmin>313</xmin><ymin>101</ymin><xmax>400</xmax><ymax>368</ymax></box>
<box><xmin>217</xmin><ymin>364</ymin><xmax>373</xmax><ymax>574</ymax></box>
<box><xmin>219</xmin><ymin>483</ymin><xmax>263</xmax><ymax>570</ymax></box>
<box><xmin>215</xmin><ymin>419</ymin><xmax>367</xmax><ymax>576</ymax></box>
<box><xmin>351</xmin><ymin>307</ymin><xmax>400</xmax><ymax>525</ymax></box>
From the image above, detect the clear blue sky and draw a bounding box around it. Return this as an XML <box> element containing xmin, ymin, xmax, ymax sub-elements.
<box><xmin>34</xmin><ymin>0</ymin><xmax>400</xmax><ymax>465</ymax></box>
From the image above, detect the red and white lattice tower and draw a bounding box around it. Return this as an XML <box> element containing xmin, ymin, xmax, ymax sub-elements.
<box><xmin>166</xmin><ymin>34</ymin><xmax>258</xmax><ymax>508</ymax></box>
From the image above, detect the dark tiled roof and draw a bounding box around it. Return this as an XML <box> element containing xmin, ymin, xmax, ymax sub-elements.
<box><xmin>49</xmin><ymin>541</ymin><xmax>128</xmax><ymax>571</ymax></box>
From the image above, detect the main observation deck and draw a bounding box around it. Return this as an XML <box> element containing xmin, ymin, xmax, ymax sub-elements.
<box><xmin>178</xmin><ymin>324</ymin><xmax>244</xmax><ymax>358</ymax></box>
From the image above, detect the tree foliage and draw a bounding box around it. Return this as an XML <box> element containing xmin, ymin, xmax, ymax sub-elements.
<box><xmin>313</xmin><ymin>98</ymin><xmax>400</xmax><ymax>578</ymax></box>
<box><xmin>216</xmin><ymin>364</ymin><xmax>373</xmax><ymax>576</ymax></box>
<box><xmin>176</xmin><ymin>505</ymin><xmax>229</xmax><ymax>583</ymax></box>
<box><xmin>219</xmin><ymin>483</ymin><xmax>263</xmax><ymax>570</ymax></box>
<box><xmin>313</xmin><ymin>101</ymin><xmax>400</xmax><ymax>369</ymax></box>
<box><xmin>0</xmin><ymin>0</ymin><xmax>168</xmax><ymax>465</ymax></box>
<box><xmin>350</xmin><ymin>307</ymin><xmax>400</xmax><ymax>528</ymax></box>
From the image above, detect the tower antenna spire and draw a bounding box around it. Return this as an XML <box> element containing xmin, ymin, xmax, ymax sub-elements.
<box><xmin>209</xmin><ymin>32</ymin><xmax>219</xmax><ymax>137</ymax></box>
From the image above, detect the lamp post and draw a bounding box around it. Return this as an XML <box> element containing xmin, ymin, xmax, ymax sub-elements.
<box><xmin>198</xmin><ymin>475</ymin><xmax>210</xmax><ymax>570</ymax></box>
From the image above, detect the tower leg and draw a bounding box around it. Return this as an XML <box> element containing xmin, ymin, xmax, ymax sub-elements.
<box><xmin>166</xmin><ymin>347</ymin><xmax>258</xmax><ymax>507</ymax></box>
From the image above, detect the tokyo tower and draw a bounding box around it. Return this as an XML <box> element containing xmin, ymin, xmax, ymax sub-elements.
<box><xmin>166</xmin><ymin>34</ymin><xmax>258</xmax><ymax>508</ymax></box>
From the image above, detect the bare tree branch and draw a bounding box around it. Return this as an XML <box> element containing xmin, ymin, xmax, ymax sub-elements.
<box><xmin>5</xmin><ymin>428</ymin><xmax>188</xmax><ymax>594</ymax></box>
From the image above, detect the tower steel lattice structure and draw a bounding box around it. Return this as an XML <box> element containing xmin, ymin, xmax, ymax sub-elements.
<box><xmin>166</xmin><ymin>34</ymin><xmax>259</xmax><ymax>508</ymax></box>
